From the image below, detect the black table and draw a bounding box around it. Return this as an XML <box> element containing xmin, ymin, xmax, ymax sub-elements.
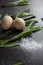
<box><xmin>0</xmin><ymin>0</ymin><xmax>43</xmax><ymax>65</ymax></box>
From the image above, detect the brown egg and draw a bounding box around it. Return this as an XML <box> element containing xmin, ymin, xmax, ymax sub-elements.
<box><xmin>13</xmin><ymin>18</ymin><xmax>25</xmax><ymax>30</ymax></box>
<box><xmin>1</xmin><ymin>15</ymin><xmax>13</xmax><ymax>30</ymax></box>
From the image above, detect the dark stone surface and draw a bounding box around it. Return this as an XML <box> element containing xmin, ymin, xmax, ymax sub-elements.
<box><xmin>0</xmin><ymin>0</ymin><xmax>43</xmax><ymax>65</ymax></box>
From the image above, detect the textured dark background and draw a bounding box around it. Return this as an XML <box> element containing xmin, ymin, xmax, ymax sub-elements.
<box><xmin>0</xmin><ymin>0</ymin><xmax>43</xmax><ymax>65</ymax></box>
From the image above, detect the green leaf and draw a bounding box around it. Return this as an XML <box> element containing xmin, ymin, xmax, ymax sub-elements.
<box><xmin>27</xmin><ymin>20</ymin><xmax>38</xmax><ymax>29</ymax></box>
<box><xmin>23</xmin><ymin>15</ymin><xmax>35</xmax><ymax>20</ymax></box>
<box><xmin>14</xmin><ymin>62</ymin><xmax>22</xmax><ymax>65</ymax></box>
<box><xmin>0</xmin><ymin>26</ymin><xmax>42</xmax><ymax>44</ymax></box>
<box><xmin>8</xmin><ymin>0</ymin><xmax>28</xmax><ymax>6</ymax></box>
<box><xmin>22</xmin><ymin>13</ymin><xmax>33</xmax><ymax>17</ymax></box>
<box><xmin>0</xmin><ymin>30</ymin><xmax>12</xmax><ymax>39</ymax></box>
<box><xmin>0</xmin><ymin>42</ymin><xmax>19</xmax><ymax>48</ymax></box>
<box><xmin>16</xmin><ymin>9</ymin><xmax>30</xmax><ymax>18</ymax></box>
<box><xmin>25</xmin><ymin>20</ymin><xmax>37</xmax><ymax>26</ymax></box>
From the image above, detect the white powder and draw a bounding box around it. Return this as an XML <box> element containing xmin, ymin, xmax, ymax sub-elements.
<box><xmin>20</xmin><ymin>38</ymin><xmax>43</xmax><ymax>50</ymax></box>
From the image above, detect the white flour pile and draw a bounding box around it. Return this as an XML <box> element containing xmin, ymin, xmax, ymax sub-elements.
<box><xmin>20</xmin><ymin>38</ymin><xmax>43</xmax><ymax>50</ymax></box>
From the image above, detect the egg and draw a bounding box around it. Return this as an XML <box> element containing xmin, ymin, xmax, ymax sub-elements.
<box><xmin>1</xmin><ymin>15</ymin><xmax>13</xmax><ymax>30</ymax></box>
<box><xmin>13</xmin><ymin>18</ymin><xmax>25</xmax><ymax>30</ymax></box>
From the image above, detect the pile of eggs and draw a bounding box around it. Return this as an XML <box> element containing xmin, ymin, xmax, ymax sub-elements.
<box><xmin>1</xmin><ymin>15</ymin><xmax>25</xmax><ymax>30</ymax></box>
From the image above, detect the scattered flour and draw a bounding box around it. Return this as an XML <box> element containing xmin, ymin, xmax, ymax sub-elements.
<box><xmin>20</xmin><ymin>38</ymin><xmax>43</xmax><ymax>50</ymax></box>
